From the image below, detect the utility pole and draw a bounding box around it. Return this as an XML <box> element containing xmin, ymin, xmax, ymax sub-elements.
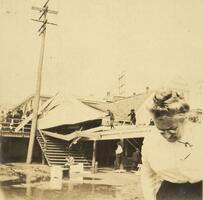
<box><xmin>26</xmin><ymin>0</ymin><xmax>58</xmax><ymax>164</ymax></box>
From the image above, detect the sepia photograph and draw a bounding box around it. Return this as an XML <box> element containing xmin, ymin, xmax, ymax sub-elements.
<box><xmin>0</xmin><ymin>0</ymin><xmax>203</xmax><ymax>199</ymax></box>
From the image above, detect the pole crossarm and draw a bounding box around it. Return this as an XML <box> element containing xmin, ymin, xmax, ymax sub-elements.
<box><xmin>31</xmin><ymin>19</ymin><xmax>57</xmax><ymax>26</ymax></box>
<box><xmin>32</xmin><ymin>6</ymin><xmax>58</xmax><ymax>15</ymax></box>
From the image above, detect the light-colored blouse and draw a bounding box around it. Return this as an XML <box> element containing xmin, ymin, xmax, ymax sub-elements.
<box><xmin>141</xmin><ymin>121</ymin><xmax>203</xmax><ymax>200</ymax></box>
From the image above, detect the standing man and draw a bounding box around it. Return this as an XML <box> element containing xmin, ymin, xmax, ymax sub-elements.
<box><xmin>128</xmin><ymin>109</ymin><xmax>136</xmax><ymax>125</ymax></box>
<box><xmin>106</xmin><ymin>109</ymin><xmax>115</xmax><ymax>129</ymax></box>
<box><xmin>114</xmin><ymin>141</ymin><xmax>123</xmax><ymax>170</ymax></box>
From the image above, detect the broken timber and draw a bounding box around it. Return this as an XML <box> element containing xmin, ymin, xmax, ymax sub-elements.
<box><xmin>15</xmin><ymin>93</ymin><xmax>58</xmax><ymax>132</ymax></box>
<box><xmin>41</xmin><ymin>125</ymin><xmax>154</xmax><ymax>142</ymax></box>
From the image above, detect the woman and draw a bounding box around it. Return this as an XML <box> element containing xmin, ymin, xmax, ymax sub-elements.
<box><xmin>141</xmin><ymin>89</ymin><xmax>203</xmax><ymax>200</ymax></box>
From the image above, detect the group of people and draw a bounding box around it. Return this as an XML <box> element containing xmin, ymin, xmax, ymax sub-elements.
<box><xmin>1</xmin><ymin>108</ymin><xmax>33</xmax><ymax>131</ymax></box>
<box><xmin>6</xmin><ymin>108</ymin><xmax>32</xmax><ymax>122</ymax></box>
<box><xmin>106</xmin><ymin>108</ymin><xmax>137</xmax><ymax>129</ymax></box>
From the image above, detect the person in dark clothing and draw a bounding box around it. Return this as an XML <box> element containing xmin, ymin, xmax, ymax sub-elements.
<box><xmin>6</xmin><ymin>111</ymin><xmax>13</xmax><ymax>123</ymax></box>
<box><xmin>157</xmin><ymin>181</ymin><xmax>202</xmax><ymax>200</ymax></box>
<box><xmin>128</xmin><ymin>109</ymin><xmax>136</xmax><ymax>125</ymax></box>
<box><xmin>132</xmin><ymin>148</ymin><xmax>141</xmax><ymax>170</ymax></box>
<box><xmin>106</xmin><ymin>109</ymin><xmax>115</xmax><ymax>129</ymax></box>
<box><xmin>17</xmin><ymin>108</ymin><xmax>23</xmax><ymax>119</ymax></box>
<box><xmin>5</xmin><ymin>111</ymin><xmax>13</xmax><ymax>131</ymax></box>
<box><xmin>149</xmin><ymin>118</ymin><xmax>155</xmax><ymax>126</ymax></box>
<box><xmin>126</xmin><ymin>147</ymin><xmax>141</xmax><ymax>170</ymax></box>
<box><xmin>26</xmin><ymin>110</ymin><xmax>31</xmax><ymax>118</ymax></box>
<box><xmin>13</xmin><ymin>111</ymin><xmax>21</xmax><ymax>129</ymax></box>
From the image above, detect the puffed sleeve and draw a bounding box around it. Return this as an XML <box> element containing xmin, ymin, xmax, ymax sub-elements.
<box><xmin>141</xmin><ymin>137</ymin><xmax>162</xmax><ymax>200</ymax></box>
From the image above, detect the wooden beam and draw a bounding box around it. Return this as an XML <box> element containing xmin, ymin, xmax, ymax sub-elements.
<box><xmin>41</xmin><ymin>126</ymin><xmax>153</xmax><ymax>142</ymax></box>
<box><xmin>91</xmin><ymin>140</ymin><xmax>97</xmax><ymax>173</ymax></box>
<box><xmin>42</xmin><ymin>154</ymin><xmax>45</xmax><ymax>165</ymax></box>
<box><xmin>15</xmin><ymin>94</ymin><xmax>58</xmax><ymax>132</ymax></box>
<box><xmin>42</xmin><ymin>130</ymin><xmax>80</xmax><ymax>141</ymax></box>
<box><xmin>26</xmin><ymin>10</ymin><xmax>47</xmax><ymax>164</ymax></box>
<box><xmin>79</xmin><ymin>126</ymin><xmax>152</xmax><ymax>140</ymax></box>
<box><xmin>120</xmin><ymin>139</ymin><xmax>124</xmax><ymax>170</ymax></box>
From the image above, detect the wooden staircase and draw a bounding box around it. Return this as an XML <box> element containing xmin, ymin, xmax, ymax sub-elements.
<box><xmin>36</xmin><ymin>130</ymin><xmax>92</xmax><ymax>169</ymax></box>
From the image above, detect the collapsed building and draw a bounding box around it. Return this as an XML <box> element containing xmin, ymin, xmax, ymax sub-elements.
<box><xmin>0</xmin><ymin>91</ymin><xmax>156</xmax><ymax>169</ymax></box>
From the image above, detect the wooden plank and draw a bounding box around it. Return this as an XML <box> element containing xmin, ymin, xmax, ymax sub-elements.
<box><xmin>42</xmin><ymin>130</ymin><xmax>80</xmax><ymax>141</ymax></box>
<box><xmin>92</xmin><ymin>140</ymin><xmax>97</xmax><ymax>169</ymax></box>
<box><xmin>15</xmin><ymin>94</ymin><xmax>58</xmax><ymax>132</ymax></box>
<box><xmin>81</xmin><ymin>129</ymin><xmax>148</xmax><ymax>141</ymax></box>
<box><xmin>79</xmin><ymin>125</ymin><xmax>153</xmax><ymax>140</ymax></box>
<box><xmin>42</xmin><ymin>125</ymin><xmax>154</xmax><ymax>142</ymax></box>
<box><xmin>0</xmin><ymin>132</ymin><xmax>30</xmax><ymax>138</ymax></box>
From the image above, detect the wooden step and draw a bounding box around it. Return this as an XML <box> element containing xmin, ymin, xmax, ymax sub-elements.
<box><xmin>45</xmin><ymin>149</ymin><xmax>67</xmax><ymax>152</ymax></box>
<box><xmin>50</xmin><ymin>161</ymin><xmax>90</xmax><ymax>165</ymax></box>
<box><xmin>46</xmin><ymin>154</ymin><xmax>66</xmax><ymax>156</ymax></box>
<box><xmin>46</xmin><ymin>144</ymin><xmax>62</xmax><ymax>147</ymax></box>
<box><xmin>37</xmin><ymin>133</ymin><xmax>92</xmax><ymax>170</ymax></box>
<box><xmin>46</xmin><ymin>141</ymin><xmax>65</xmax><ymax>144</ymax></box>
<box><xmin>46</xmin><ymin>155</ymin><xmax>67</xmax><ymax>158</ymax></box>
<box><xmin>49</xmin><ymin>158</ymin><xmax>66</xmax><ymax>161</ymax></box>
<box><xmin>49</xmin><ymin>161</ymin><xmax>66</xmax><ymax>164</ymax></box>
<box><xmin>46</xmin><ymin>147</ymin><xmax>65</xmax><ymax>150</ymax></box>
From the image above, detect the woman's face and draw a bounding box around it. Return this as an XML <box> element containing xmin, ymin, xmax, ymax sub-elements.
<box><xmin>154</xmin><ymin>114</ymin><xmax>185</xmax><ymax>142</ymax></box>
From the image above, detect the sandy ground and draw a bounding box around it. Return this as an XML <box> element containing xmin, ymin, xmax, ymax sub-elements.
<box><xmin>0</xmin><ymin>163</ymin><xmax>144</xmax><ymax>200</ymax></box>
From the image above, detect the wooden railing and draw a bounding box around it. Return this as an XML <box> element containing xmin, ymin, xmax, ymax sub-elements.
<box><xmin>36</xmin><ymin>130</ymin><xmax>51</xmax><ymax>166</ymax></box>
<box><xmin>0</xmin><ymin>118</ymin><xmax>31</xmax><ymax>137</ymax></box>
<box><xmin>38</xmin><ymin>129</ymin><xmax>47</xmax><ymax>149</ymax></box>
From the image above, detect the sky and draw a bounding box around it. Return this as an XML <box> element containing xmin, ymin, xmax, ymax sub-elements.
<box><xmin>0</xmin><ymin>0</ymin><xmax>203</xmax><ymax>105</ymax></box>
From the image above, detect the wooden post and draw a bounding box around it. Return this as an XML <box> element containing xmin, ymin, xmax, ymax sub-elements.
<box><xmin>26</xmin><ymin>1</ymin><xmax>58</xmax><ymax>164</ymax></box>
<box><xmin>91</xmin><ymin>140</ymin><xmax>97</xmax><ymax>173</ymax></box>
<box><xmin>26</xmin><ymin>14</ymin><xmax>46</xmax><ymax>164</ymax></box>
<box><xmin>42</xmin><ymin>154</ymin><xmax>45</xmax><ymax>165</ymax></box>
<box><xmin>0</xmin><ymin>138</ymin><xmax>2</xmax><ymax>163</ymax></box>
<box><xmin>120</xmin><ymin>139</ymin><xmax>124</xmax><ymax>170</ymax></box>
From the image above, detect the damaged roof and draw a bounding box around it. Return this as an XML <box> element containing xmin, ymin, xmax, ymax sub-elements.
<box><xmin>81</xmin><ymin>91</ymin><xmax>154</xmax><ymax>119</ymax></box>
